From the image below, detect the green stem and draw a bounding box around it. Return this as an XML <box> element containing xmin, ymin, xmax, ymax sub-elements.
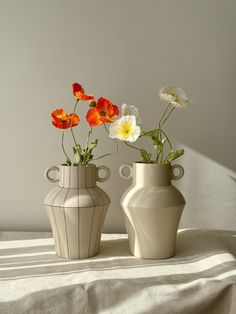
<box><xmin>160</xmin><ymin>106</ymin><xmax>175</xmax><ymax>127</ymax></box>
<box><xmin>93</xmin><ymin>123</ymin><xmax>119</xmax><ymax>160</ymax></box>
<box><xmin>138</xmin><ymin>127</ymin><xmax>173</xmax><ymax>163</ymax></box>
<box><xmin>103</xmin><ymin>123</ymin><xmax>109</xmax><ymax>134</ymax></box>
<box><xmin>93</xmin><ymin>140</ymin><xmax>119</xmax><ymax>161</ymax></box>
<box><xmin>157</xmin><ymin>104</ymin><xmax>174</xmax><ymax>163</ymax></box>
<box><xmin>61</xmin><ymin>130</ymin><xmax>71</xmax><ymax>164</ymax></box>
<box><xmin>157</xmin><ymin>117</ymin><xmax>163</xmax><ymax>163</ymax></box>
<box><xmin>158</xmin><ymin>128</ymin><xmax>173</xmax><ymax>163</ymax></box>
<box><xmin>158</xmin><ymin>130</ymin><xmax>163</xmax><ymax>163</ymax></box>
<box><xmin>159</xmin><ymin>103</ymin><xmax>172</xmax><ymax>127</ymax></box>
<box><xmin>70</xmin><ymin>99</ymin><xmax>79</xmax><ymax>146</ymax></box>
<box><xmin>86</xmin><ymin>126</ymin><xmax>93</xmax><ymax>149</ymax></box>
<box><xmin>138</xmin><ymin>130</ymin><xmax>153</xmax><ymax>138</ymax></box>
<box><xmin>124</xmin><ymin>141</ymin><xmax>142</xmax><ymax>151</ymax></box>
<box><xmin>160</xmin><ymin>129</ymin><xmax>172</xmax><ymax>150</ymax></box>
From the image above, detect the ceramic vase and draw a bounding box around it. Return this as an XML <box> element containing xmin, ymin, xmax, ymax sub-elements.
<box><xmin>119</xmin><ymin>162</ymin><xmax>185</xmax><ymax>259</ymax></box>
<box><xmin>44</xmin><ymin>164</ymin><xmax>110</xmax><ymax>259</ymax></box>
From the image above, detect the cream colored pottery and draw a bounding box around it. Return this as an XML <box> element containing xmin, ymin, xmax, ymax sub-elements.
<box><xmin>119</xmin><ymin>162</ymin><xmax>185</xmax><ymax>259</ymax></box>
<box><xmin>44</xmin><ymin>164</ymin><xmax>110</xmax><ymax>259</ymax></box>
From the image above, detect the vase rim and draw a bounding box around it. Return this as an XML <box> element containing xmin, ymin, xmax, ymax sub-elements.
<box><xmin>59</xmin><ymin>163</ymin><xmax>96</xmax><ymax>168</ymax></box>
<box><xmin>133</xmin><ymin>162</ymin><xmax>171</xmax><ymax>166</ymax></box>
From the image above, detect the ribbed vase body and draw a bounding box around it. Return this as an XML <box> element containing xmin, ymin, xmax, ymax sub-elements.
<box><xmin>44</xmin><ymin>164</ymin><xmax>110</xmax><ymax>259</ymax></box>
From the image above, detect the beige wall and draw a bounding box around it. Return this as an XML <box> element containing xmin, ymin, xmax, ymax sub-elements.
<box><xmin>0</xmin><ymin>0</ymin><xmax>235</xmax><ymax>232</ymax></box>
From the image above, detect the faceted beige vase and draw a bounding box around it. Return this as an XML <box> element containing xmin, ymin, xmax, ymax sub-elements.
<box><xmin>119</xmin><ymin>162</ymin><xmax>185</xmax><ymax>259</ymax></box>
<box><xmin>44</xmin><ymin>164</ymin><xmax>110</xmax><ymax>259</ymax></box>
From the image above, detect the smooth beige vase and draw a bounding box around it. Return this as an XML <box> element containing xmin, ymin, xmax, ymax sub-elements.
<box><xmin>119</xmin><ymin>162</ymin><xmax>185</xmax><ymax>259</ymax></box>
<box><xmin>44</xmin><ymin>164</ymin><xmax>110</xmax><ymax>259</ymax></box>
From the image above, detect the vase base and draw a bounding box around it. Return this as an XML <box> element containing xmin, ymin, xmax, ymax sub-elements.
<box><xmin>55</xmin><ymin>250</ymin><xmax>100</xmax><ymax>259</ymax></box>
<box><xmin>129</xmin><ymin>249</ymin><xmax>175</xmax><ymax>260</ymax></box>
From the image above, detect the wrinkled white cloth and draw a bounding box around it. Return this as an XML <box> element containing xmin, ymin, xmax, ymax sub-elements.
<box><xmin>0</xmin><ymin>229</ymin><xmax>236</xmax><ymax>314</ymax></box>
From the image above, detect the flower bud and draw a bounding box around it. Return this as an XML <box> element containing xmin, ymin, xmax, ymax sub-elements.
<box><xmin>89</xmin><ymin>100</ymin><xmax>97</xmax><ymax>108</ymax></box>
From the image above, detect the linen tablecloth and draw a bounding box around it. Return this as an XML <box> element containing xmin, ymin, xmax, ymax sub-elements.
<box><xmin>0</xmin><ymin>229</ymin><xmax>236</xmax><ymax>314</ymax></box>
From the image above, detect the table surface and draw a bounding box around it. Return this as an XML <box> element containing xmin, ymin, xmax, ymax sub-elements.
<box><xmin>0</xmin><ymin>229</ymin><xmax>236</xmax><ymax>314</ymax></box>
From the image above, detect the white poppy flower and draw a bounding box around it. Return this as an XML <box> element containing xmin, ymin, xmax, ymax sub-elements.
<box><xmin>121</xmin><ymin>104</ymin><xmax>142</xmax><ymax>125</ymax></box>
<box><xmin>109</xmin><ymin>115</ymin><xmax>141</xmax><ymax>142</ymax></box>
<box><xmin>159</xmin><ymin>87</ymin><xmax>191</xmax><ymax>107</ymax></box>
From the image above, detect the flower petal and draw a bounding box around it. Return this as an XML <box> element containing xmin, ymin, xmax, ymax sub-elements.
<box><xmin>52</xmin><ymin>120</ymin><xmax>69</xmax><ymax>129</ymax></box>
<box><xmin>72</xmin><ymin>83</ymin><xmax>84</xmax><ymax>96</ymax></box>
<box><xmin>121</xmin><ymin>104</ymin><xmax>142</xmax><ymax>125</ymax></box>
<box><xmin>129</xmin><ymin>125</ymin><xmax>141</xmax><ymax>142</ymax></box>
<box><xmin>86</xmin><ymin>108</ymin><xmax>103</xmax><ymax>126</ymax></box>
<box><xmin>75</xmin><ymin>91</ymin><xmax>94</xmax><ymax>101</ymax></box>
<box><xmin>68</xmin><ymin>113</ymin><xmax>80</xmax><ymax>127</ymax></box>
<box><xmin>112</xmin><ymin>104</ymin><xmax>119</xmax><ymax>116</ymax></box>
<box><xmin>109</xmin><ymin>115</ymin><xmax>140</xmax><ymax>142</ymax></box>
<box><xmin>51</xmin><ymin>108</ymin><xmax>67</xmax><ymax>121</ymax></box>
<box><xmin>159</xmin><ymin>86</ymin><xmax>191</xmax><ymax>107</ymax></box>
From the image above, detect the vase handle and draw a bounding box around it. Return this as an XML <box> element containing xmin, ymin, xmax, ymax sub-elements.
<box><xmin>119</xmin><ymin>164</ymin><xmax>133</xmax><ymax>179</ymax></box>
<box><xmin>44</xmin><ymin>166</ymin><xmax>59</xmax><ymax>183</ymax></box>
<box><xmin>96</xmin><ymin>165</ymin><xmax>110</xmax><ymax>182</ymax></box>
<box><xmin>171</xmin><ymin>164</ymin><xmax>184</xmax><ymax>180</ymax></box>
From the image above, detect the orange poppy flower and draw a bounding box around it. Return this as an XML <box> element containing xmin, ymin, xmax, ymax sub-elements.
<box><xmin>51</xmin><ymin>108</ymin><xmax>80</xmax><ymax>129</ymax></box>
<box><xmin>86</xmin><ymin>97</ymin><xmax>119</xmax><ymax>126</ymax></box>
<box><xmin>96</xmin><ymin>97</ymin><xmax>119</xmax><ymax>122</ymax></box>
<box><xmin>72</xmin><ymin>83</ymin><xmax>94</xmax><ymax>101</ymax></box>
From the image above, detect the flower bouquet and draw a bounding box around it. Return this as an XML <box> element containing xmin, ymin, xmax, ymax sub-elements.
<box><xmin>114</xmin><ymin>86</ymin><xmax>191</xmax><ymax>259</ymax></box>
<box><xmin>109</xmin><ymin>86</ymin><xmax>191</xmax><ymax>163</ymax></box>
<box><xmin>51</xmin><ymin>83</ymin><xmax>119</xmax><ymax>166</ymax></box>
<box><xmin>44</xmin><ymin>83</ymin><xmax>119</xmax><ymax>259</ymax></box>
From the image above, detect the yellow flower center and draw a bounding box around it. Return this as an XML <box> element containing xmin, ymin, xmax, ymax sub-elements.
<box><xmin>57</xmin><ymin>114</ymin><xmax>66</xmax><ymax>119</ymax></box>
<box><xmin>169</xmin><ymin>92</ymin><xmax>179</xmax><ymax>103</ymax></box>
<box><xmin>119</xmin><ymin>123</ymin><xmax>133</xmax><ymax>138</ymax></box>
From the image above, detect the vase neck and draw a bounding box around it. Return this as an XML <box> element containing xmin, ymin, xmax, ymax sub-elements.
<box><xmin>58</xmin><ymin>165</ymin><xmax>96</xmax><ymax>188</ymax></box>
<box><xmin>133</xmin><ymin>163</ymin><xmax>172</xmax><ymax>186</ymax></box>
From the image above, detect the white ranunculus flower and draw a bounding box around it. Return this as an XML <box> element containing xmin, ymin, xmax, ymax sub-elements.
<box><xmin>159</xmin><ymin>87</ymin><xmax>191</xmax><ymax>107</ymax></box>
<box><xmin>109</xmin><ymin>115</ymin><xmax>141</xmax><ymax>142</ymax></box>
<box><xmin>121</xmin><ymin>104</ymin><xmax>142</xmax><ymax>125</ymax></box>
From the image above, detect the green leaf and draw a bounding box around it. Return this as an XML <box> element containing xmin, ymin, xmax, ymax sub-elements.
<box><xmin>66</xmin><ymin>159</ymin><xmax>71</xmax><ymax>166</ymax></box>
<box><xmin>141</xmin><ymin>149</ymin><xmax>152</xmax><ymax>163</ymax></box>
<box><xmin>142</xmin><ymin>130</ymin><xmax>157</xmax><ymax>139</ymax></box>
<box><xmin>161</xmin><ymin>137</ymin><xmax>166</xmax><ymax>145</ymax></box>
<box><xmin>73</xmin><ymin>144</ymin><xmax>82</xmax><ymax>154</ymax></box>
<box><xmin>150</xmin><ymin>130</ymin><xmax>159</xmax><ymax>140</ymax></box>
<box><xmin>150</xmin><ymin>130</ymin><xmax>162</xmax><ymax>147</ymax></box>
<box><xmin>142</xmin><ymin>129</ymin><xmax>164</xmax><ymax>158</ymax></box>
<box><xmin>164</xmin><ymin>149</ymin><xmax>184</xmax><ymax>163</ymax></box>
<box><xmin>143</xmin><ymin>129</ymin><xmax>159</xmax><ymax>142</ymax></box>
<box><xmin>154</xmin><ymin>144</ymin><xmax>162</xmax><ymax>156</ymax></box>
<box><xmin>73</xmin><ymin>144</ymin><xmax>82</xmax><ymax>162</ymax></box>
<box><xmin>76</xmin><ymin>139</ymin><xmax>99</xmax><ymax>166</ymax></box>
<box><xmin>88</xmin><ymin>139</ymin><xmax>98</xmax><ymax>151</ymax></box>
